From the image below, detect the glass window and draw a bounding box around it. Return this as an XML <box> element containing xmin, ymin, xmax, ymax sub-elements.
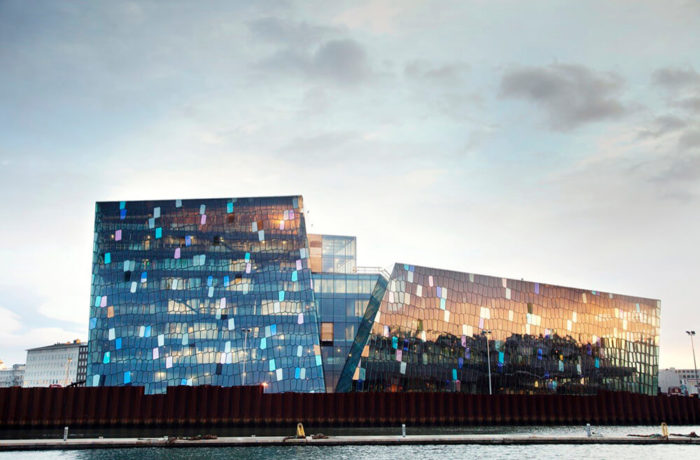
<box><xmin>333</xmin><ymin>298</ymin><xmax>345</xmax><ymax>319</ymax></box>
<box><xmin>321</xmin><ymin>322</ymin><xmax>334</xmax><ymax>343</ymax></box>
<box><xmin>321</xmin><ymin>277</ymin><xmax>333</xmax><ymax>294</ymax></box>
<box><xmin>334</xmin><ymin>322</ymin><xmax>345</xmax><ymax>342</ymax></box>
<box><xmin>345</xmin><ymin>324</ymin><xmax>355</xmax><ymax>341</ymax></box>
<box><xmin>347</xmin><ymin>278</ymin><xmax>359</xmax><ymax>294</ymax></box>
<box><xmin>322</xmin><ymin>257</ymin><xmax>335</xmax><ymax>272</ymax></box>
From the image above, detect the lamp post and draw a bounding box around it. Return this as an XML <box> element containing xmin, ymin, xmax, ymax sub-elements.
<box><xmin>686</xmin><ymin>331</ymin><xmax>698</xmax><ymax>394</ymax></box>
<box><xmin>242</xmin><ymin>328</ymin><xmax>252</xmax><ymax>386</ymax></box>
<box><xmin>482</xmin><ymin>329</ymin><xmax>492</xmax><ymax>395</ymax></box>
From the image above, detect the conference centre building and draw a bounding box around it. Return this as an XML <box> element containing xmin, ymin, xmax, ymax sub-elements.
<box><xmin>87</xmin><ymin>195</ymin><xmax>660</xmax><ymax>396</ymax></box>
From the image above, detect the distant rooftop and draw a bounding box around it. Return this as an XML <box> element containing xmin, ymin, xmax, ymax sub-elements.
<box><xmin>26</xmin><ymin>339</ymin><xmax>85</xmax><ymax>352</ymax></box>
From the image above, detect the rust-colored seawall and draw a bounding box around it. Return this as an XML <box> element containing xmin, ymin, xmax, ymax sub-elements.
<box><xmin>1</xmin><ymin>386</ymin><xmax>698</xmax><ymax>427</ymax></box>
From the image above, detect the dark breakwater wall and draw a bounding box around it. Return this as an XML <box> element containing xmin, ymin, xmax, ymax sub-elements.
<box><xmin>1</xmin><ymin>386</ymin><xmax>698</xmax><ymax>427</ymax></box>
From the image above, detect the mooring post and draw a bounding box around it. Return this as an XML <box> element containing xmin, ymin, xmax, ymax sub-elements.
<box><xmin>63</xmin><ymin>426</ymin><xmax>69</xmax><ymax>442</ymax></box>
<box><xmin>402</xmin><ymin>423</ymin><xmax>406</xmax><ymax>438</ymax></box>
<box><xmin>586</xmin><ymin>423</ymin><xmax>591</xmax><ymax>437</ymax></box>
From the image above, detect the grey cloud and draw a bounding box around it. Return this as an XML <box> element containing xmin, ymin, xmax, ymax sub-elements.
<box><xmin>281</xmin><ymin>131</ymin><xmax>360</xmax><ymax>159</ymax></box>
<box><xmin>653</xmin><ymin>154</ymin><xmax>700</xmax><ymax>185</ymax></box>
<box><xmin>646</xmin><ymin>128</ymin><xmax>700</xmax><ymax>189</ymax></box>
<box><xmin>676</xmin><ymin>97</ymin><xmax>700</xmax><ymax>113</ymax></box>
<box><xmin>652</xmin><ymin>66</ymin><xmax>700</xmax><ymax>91</ymax></box>
<box><xmin>638</xmin><ymin>115</ymin><xmax>687</xmax><ymax>138</ymax></box>
<box><xmin>248</xmin><ymin>17</ymin><xmax>341</xmax><ymax>48</ymax></box>
<box><xmin>314</xmin><ymin>39</ymin><xmax>369</xmax><ymax>84</ymax></box>
<box><xmin>678</xmin><ymin>129</ymin><xmax>700</xmax><ymax>150</ymax></box>
<box><xmin>500</xmin><ymin>64</ymin><xmax>627</xmax><ymax>131</ymax></box>
<box><xmin>258</xmin><ymin>39</ymin><xmax>370</xmax><ymax>85</ymax></box>
<box><xmin>404</xmin><ymin>60</ymin><xmax>469</xmax><ymax>82</ymax></box>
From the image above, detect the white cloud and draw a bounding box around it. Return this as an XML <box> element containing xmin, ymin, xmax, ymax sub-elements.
<box><xmin>0</xmin><ymin>307</ymin><xmax>21</xmax><ymax>336</ymax></box>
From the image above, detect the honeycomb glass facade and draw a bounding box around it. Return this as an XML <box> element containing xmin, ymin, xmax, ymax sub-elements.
<box><xmin>338</xmin><ymin>264</ymin><xmax>660</xmax><ymax>395</ymax></box>
<box><xmin>87</xmin><ymin>196</ymin><xmax>325</xmax><ymax>394</ymax></box>
<box><xmin>87</xmin><ymin>195</ymin><xmax>660</xmax><ymax>396</ymax></box>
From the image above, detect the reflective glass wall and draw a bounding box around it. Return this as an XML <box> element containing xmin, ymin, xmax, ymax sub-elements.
<box><xmin>309</xmin><ymin>234</ymin><xmax>356</xmax><ymax>274</ymax></box>
<box><xmin>339</xmin><ymin>264</ymin><xmax>659</xmax><ymax>395</ymax></box>
<box><xmin>87</xmin><ymin>196</ymin><xmax>325</xmax><ymax>394</ymax></box>
<box><xmin>312</xmin><ymin>272</ymin><xmax>384</xmax><ymax>392</ymax></box>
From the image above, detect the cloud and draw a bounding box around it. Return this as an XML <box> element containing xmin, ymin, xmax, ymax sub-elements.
<box><xmin>404</xmin><ymin>60</ymin><xmax>469</xmax><ymax>83</ymax></box>
<box><xmin>0</xmin><ymin>307</ymin><xmax>21</xmax><ymax>336</ymax></box>
<box><xmin>313</xmin><ymin>39</ymin><xmax>370</xmax><ymax>84</ymax></box>
<box><xmin>678</xmin><ymin>129</ymin><xmax>700</xmax><ymax>150</ymax></box>
<box><xmin>500</xmin><ymin>64</ymin><xmax>628</xmax><ymax>131</ymax></box>
<box><xmin>281</xmin><ymin>131</ymin><xmax>360</xmax><ymax>160</ymax></box>
<box><xmin>676</xmin><ymin>97</ymin><xmax>700</xmax><ymax>113</ymax></box>
<box><xmin>652</xmin><ymin>66</ymin><xmax>700</xmax><ymax>91</ymax></box>
<box><xmin>333</xmin><ymin>0</ymin><xmax>404</xmax><ymax>34</ymax></box>
<box><xmin>248</xmin><ymin>17</ymin><xmax>342</xmax><ymax>48</ymax></box>
<box><xmin>257</xmin><ymin>38</ymin><xmax>371</xmax><ymax>85</ymax></box>
<box><xmin>638</xmin><ymin>115</ymin><xmax>687</xmax><ymax>138</ymax></box>
<box><xmin>658</xmin><ymin>155</ymin><xmax>700</xmax><ymax>184</ymax></box>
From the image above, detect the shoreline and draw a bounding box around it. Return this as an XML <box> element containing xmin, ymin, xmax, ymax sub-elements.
<box><xmin>2</xmin><ymin>434</ymin><xmax>700</xmax><ymax>451</ymax></box>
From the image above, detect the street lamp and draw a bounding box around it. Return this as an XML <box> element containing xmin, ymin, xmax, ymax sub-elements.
<box><xmin>242</xmin><ymin>328</ymin><xmax>252</xmax><ymax>386</ymax></box>
<box><xmin>482</xmin><ymin>329</ymin><xmax>492</xmax><ymax>395</ymax></box>
<box><xmin>686</xmin><ymin>331</ymin><xmax>698</xmax><ymax>393</ymax></box>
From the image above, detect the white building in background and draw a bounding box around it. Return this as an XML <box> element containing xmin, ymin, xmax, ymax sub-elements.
<box><xmin>0</xmin><ymin>361</ymin><xmax>25</xmax><ymax>387</ymax></box>
<box><xmin>660</xmin><ymin>368</ymin><xmax>699</xmax><ymax>395</ymax></box>
<box><xmin>658</xmin><ymin>368</ymin><xmax>682</xmax><ymax>393</ymax></box>
<box><xmin>23</xmin><ymin>340</ymin><xmax>88</xmax><ymax>387</ymax></box>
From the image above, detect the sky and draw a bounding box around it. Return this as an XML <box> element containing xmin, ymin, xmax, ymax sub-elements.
<box><xmin>0</xmin><ymin>0</ymin><xmax>699</xmax><ymax>369</ymax></box>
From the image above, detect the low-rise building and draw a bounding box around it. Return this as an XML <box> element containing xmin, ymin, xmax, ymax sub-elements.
<box><xmin>23</xmin><ymin>340</ymin><xmax>88</xmax><ymax>387</ymax></box>
<box><xmin>660</xmin><ymin>368</ymin><xmax>699</xmax><ymax>395</ymax></box>
<box><xmin>0</xmin><ymin>362</ymin><xmax>25</xmax><ymax>387</ymax></box>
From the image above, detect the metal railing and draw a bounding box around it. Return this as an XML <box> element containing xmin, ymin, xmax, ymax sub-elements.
<box><xmin>355</xmin><ymin>266</ymin><xmax>392</xmax><ymax>281</ymax></box>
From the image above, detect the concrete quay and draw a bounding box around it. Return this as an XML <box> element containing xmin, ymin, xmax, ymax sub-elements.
<box><xmin>2</xmin><ymin>434</ymin><xmax>700</xmax><ymax>450</ymax></box>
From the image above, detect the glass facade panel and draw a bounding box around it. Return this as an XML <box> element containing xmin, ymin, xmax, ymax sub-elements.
<box><xmin>308</xmin><ymin>234</ymin><xmax>357</xmax><ymax>274</ymax></box>
<box><xmin>87</xmin><ymin>196</ymin><xmax>324</xmax><ymax>394</ymax></box>
<box><xmin>321</xmin><ymin>322</ymin><xmax>334</xmax><ymax>343</ymax></box>
<box><xmin>338</xmin><ymin>263</ymin><xmax>659</xmax><ymax>395</ymax></box>
<box><xmin>313</xmin><ymin>272</ymin><xmax>384</xmax><ymax>392</ymax></box>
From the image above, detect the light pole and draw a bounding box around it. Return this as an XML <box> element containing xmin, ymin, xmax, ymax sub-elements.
<box><xmin>482</xmin><ymin>329</ymin><xmax>492</xmax><ymax>395</ymax></box>
<box><xmin>686</xmin><ymin>331</ymin><xmax>698</xmax><ymax>394</ymax></box>
<box><xmin>242</xmin><ymin>328</ymin><xmax>252</xmax><ymax>386</ymax></box>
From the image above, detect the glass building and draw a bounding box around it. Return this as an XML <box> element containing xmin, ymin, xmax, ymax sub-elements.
<box><xmin>87</xmin><ymin>196</ymin><xmax>325</xmax><ymax>394</ymax></box>
<box><xmin>337</xmin><ymin>264</ymin><xmax>660</xmax><ymax>395</ymax></box>
<box><xmin>308</xmin><ymin>234</ymin><xmax>387</xmax><ymax>392</ymax></box>
<box><xmin>87</xmin><ymin>195</ymin><xmax>659</xmax><ymax>396</ymax></box>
